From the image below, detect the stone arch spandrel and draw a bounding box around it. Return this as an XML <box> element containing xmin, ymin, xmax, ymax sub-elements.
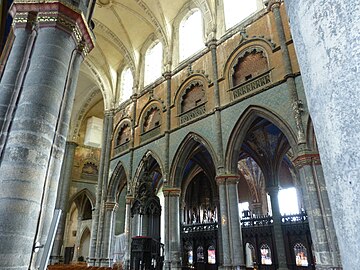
<box><xmin>169</xmin><ymin>132</ymin><xmax>218</xmax><ymax>188</ymax></box>
<box><xmin>225</xmin><ymin>105</ymin><xmax>297</xmax><ymax>175</ymax></box>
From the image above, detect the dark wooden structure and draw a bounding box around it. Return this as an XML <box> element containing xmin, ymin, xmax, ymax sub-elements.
<box><xmin>241</xmin><ymin>211</ymin><xmax>315</xmax><ymax>270</ymax></box>
<box><xmin>130</xmin><ymin>236</ymin><xmax>164</xmax><ymax>270</ymax></box>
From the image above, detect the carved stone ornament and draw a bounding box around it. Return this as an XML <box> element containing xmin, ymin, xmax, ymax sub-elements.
<box><xmin>10</xmin><ymin>0</ymin><xmax>94</xmax><ymax>55</ymax></box>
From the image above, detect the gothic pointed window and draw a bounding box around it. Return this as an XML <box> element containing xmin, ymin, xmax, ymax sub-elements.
<box><xmin>294</xmin><ymin>243</ymin><xmax>309</xmax><ymax>266</ymax></box>
<box><xmin>179</xmin><ymin>9</ymin><xmax>204</xmax><ymax>61</ymax></box>
<box><xmin>144</xmin><ymin>41</ymin><xmax>163</xmax><ymax>86</ymax></box>
<box><xmin>260</xmin><ymin>244</ymin><xmax>272</xmax><ymax>265</ymax></box>
<box><xmin>223</xmin><ymin>0</ymin><xmax>258</xmax><ymax>29</ymax></box>
<box><xmin>120</xmin><ymin>67</ymin><xmax>133</xmax><ymax>102</ymax></box>
<box><xmin>207</xmin><ymin>245</ymin><xmax>216</xmax><ymax>264</ymax></box>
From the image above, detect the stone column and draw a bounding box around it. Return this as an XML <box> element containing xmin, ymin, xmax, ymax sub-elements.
<box><xmin>267</xmin><ymin>0</ymin><xmax>305</xmax><ymax>144</ymax></box>
<box><xmin>0</xmin><ymin>13</ymin><xmax>35</xmax><ymax>143</ymax></box>
<box><xmin>293</xmin><ymin>153</ymin><xmax>341</xmax><ymax>269</ymax></box>
<box><xmin>0</xmin><ymin>2</ymin><xmax>93</xmax><ymax>269</ymax></box>
<box><xmin>123</xmin><ymin>195</ymin><xmax>133</xmax><ymax>269</ymax></box>
<box><xmin>51</xmin><ymin>141</ymin><xmax>78</xmax><ymax>263</ymax></box>
<box><xmin>267</xmin><ymin>186</ymin><xmax>288</xmax><ymax>270</ymax></box>
<box><xmin>216</xmin><ymin>175</ymin><xmax>245</xmax><ymax>270</ymax></box>
<box><xmin>284</xmin><ymin>1</ymin><xmax>359</xmax><ymax>268</ymax></box>
<box><xmin>207</xmin><ymin>39</ymin><xmax>225</xmax><ymax>173</ymax></box>
<box><xmin>100</xmin><ymin>202</ymin><xmax>118</xmax><ymax>266</ymax></box>
<box><xmin>163</xmin><ymin>188</ymin><xmax>181</xmax><ymax>270</ymax></box>
<box><xmin>89</xmin><ymin>110</ymin><xmax>114</xmax><ymax>265</ymax></box>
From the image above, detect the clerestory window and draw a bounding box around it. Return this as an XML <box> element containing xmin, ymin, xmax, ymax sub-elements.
<box><xmin>144</xmin><ymin>41</ymin><xmax>163</xmax><ymax>86</ymax></box>
<box><xmin>120</xmin><ymin>67</ymin><xmax>133</xmax><ymax>102</ymax></box>
<box><xmin>223</xmin><ymin>0</ymin><xmax>258</xmax><ymax>29</ymax></box>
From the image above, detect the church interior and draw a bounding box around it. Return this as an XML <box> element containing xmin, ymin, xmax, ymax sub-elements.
<box><xmin>0</xmin><ymin>0</ymin><xmax>359</xmax><ymax>269</ymax></box>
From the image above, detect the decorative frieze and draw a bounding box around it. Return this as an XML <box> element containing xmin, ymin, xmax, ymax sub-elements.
<box><xmin>140</xmin><ymin>125</ymin><xmax>161</xmax><ymax>143</ymax></box>
<box><xmin>179</xmin><ymin>103</ymin><xmax>206</xmax><ymax>125</ymax></box>
<box><xmin>114</xmin><ymin>141</ymin><xmax>130</xmax><ymax>155</ymax></box>
<box><xmin>231</xmin><ymin>71</ymin><xmax>271</xmax><ymax>100</ymax></box>
<box><xmin>10</xmin><ymin>0</ymin><xmax>94</xmax><ymax>55</ymax></box>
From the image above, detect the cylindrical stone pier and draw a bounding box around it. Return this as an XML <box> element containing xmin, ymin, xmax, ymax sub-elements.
<box><xmin>284</xmin><ymin>0</ymin><xmax>359</xmax><ymax>268</ymax></box>
<box><xmin>0</xmin><ymin>2</ymin><xmax>93</xmax><ymax>269</ymax></box>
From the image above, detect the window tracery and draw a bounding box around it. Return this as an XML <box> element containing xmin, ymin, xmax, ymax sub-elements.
<box><xmin>116</xmin><ymin>123</ymin><xmax>131</xmax><ymax>146</ymax></box>
<box><xmin>142</xmin><ymin>106</ymin><xmax>161</xmax><ymax>133</ymax></box>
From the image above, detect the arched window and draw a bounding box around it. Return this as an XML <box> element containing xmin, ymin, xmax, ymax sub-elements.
<box><xmin>144</xmin><ymin>41</ymin><xmax>163</xmax><ymax>86</ymax></box>
<box><xmin>179</xmin><ymin>9</ymin><xmax>204</xmax><ymax>61</ymax></box>
<box><xmin>223</xmin><ymin>0</ymin><xmax>258</xmax><ymax>29</ymax></box>
<box><xmin>260</xmin><ymin>244</ymin><xmax>272</xmax><ymax>265</ymax></box>
<box><xmin>207</xmin><ymin>245</ymin><xmax>216</xmax><ymax>264</ymax></box>
<box><xmin>294</xmin><ymin>243</ymin><xmax>309</xmax><ymax>266</ymax></box>
<box><xmin>120</xmin><ymin>67</ymin><xmax>133</xmax><ymax>102</ymax></box>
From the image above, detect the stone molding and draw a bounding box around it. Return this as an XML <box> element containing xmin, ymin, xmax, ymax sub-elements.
<box><xmin>104</xmin><ymin>201</ymin><xmax>118</xmax><ymax>211</ymax></box>
<box><xmin>293</xmin><ymin>153</ymin><xmax>321</xmax><ymax>169</ymax></box>
<box><xmin>10</xmin><ymin>0</ymin><xmax>94</xmax><ymax>55</ymax></box>
<box><xmin>266</xmin><ymin>0</ymin><xmax>282</xmax><ymax>11</ymax></box>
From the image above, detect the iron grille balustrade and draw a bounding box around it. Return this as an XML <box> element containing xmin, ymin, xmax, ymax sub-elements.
<box><xmin>241</xmin><ymin>211</ymin><xmax>308</xmax><ymax>227</ymax></box>
<box><xmin>241</xmin><ymin>215</ymin><xmax>273</xmax><ymax>227</ymax></box>
<box><xmin>181</xmin><ymin>222</ymin><xmax>218</xmax><ymax>233</ymax></box>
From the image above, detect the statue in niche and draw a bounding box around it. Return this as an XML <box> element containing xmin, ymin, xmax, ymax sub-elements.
<box><xmin>192</xmin><ymin>210</ymin><xmax>197</xmax><ymax>224</ymax></box>
<box><xmin>209</xmin><ymin>209</ymin><xmax>216</xmax><ymax>223</ymax></box>
<box><xmin>202</xmin><ymin>209</ymin><xmax>208</xmax><ymax>223</ymax></box>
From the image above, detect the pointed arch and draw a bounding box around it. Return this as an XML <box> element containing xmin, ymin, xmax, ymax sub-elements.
<box><xmin>107</xmin><ymin>161</ymin><xmax>129</xmax><ymax>202</ymax></box>
<box><xmin>132</xmin><ymin>150</ymin><xmax>165</xmax><ymax>194</ymax></box>
<box><xmin>225</xmin><ymin>105</ymin><xmax>297</xmax><ymax>175</ymax></box>
<box><xmin>68</xmin><ymin>188</ymin><xmax>96</xmax><ymax>212</ymax></box>
<box><xmin>169</xmin><ymin>132</ymin><xmax>218</xmax><ymax>188</ymax></box>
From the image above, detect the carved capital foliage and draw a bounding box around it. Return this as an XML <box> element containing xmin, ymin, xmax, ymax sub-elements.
<box><xmin>10</xmin><ymin>0</ymin><xmax>94</xmax><ymax>55</ymax></box>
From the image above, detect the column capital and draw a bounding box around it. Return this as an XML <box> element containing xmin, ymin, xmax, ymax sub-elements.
<box><xmin>206</xmin><ymin>38</ymin><xmax>217</xmax><ymax>50</ymax></box>
<box><xmin>125</xmin><ymin>195</ymin><xmax>134</xmax><ymax>204</ymax></box>
<box><xmin>216</xmin><ymin>174</ymin><xmax>240</xmax><ymax>185</ymax></box>
<box><xmin>10</xmin><ymin>0</ymin><xmax>94</xmax><ymax>55</ymax></box>
<box><xmin>266</xmin><ymin>185</ymin><xmax>280</xmax><ymax>196</ymax></box>
<box><xmin>104</xmin><ymin>201</ymin><xmax>118</xmax><ymax>211</ymax></box>
<box><xmin>162</xmin><ymin>71</ymin><xmax>172</xmax><ymax>80</ymax></box>
<box><xmin>292</xmin><ymin>152</ymin><xmax>321</xmax><ymax>168</ymax></box>
<box><xmin>162</xmin><ymin>187</ymin><xmax>181</xmax><ymax>197</ymax></box>
<box><xmin>265</xmin><ymin>0</ymin><xmax>282</xmax><ymax>11</ymax></box>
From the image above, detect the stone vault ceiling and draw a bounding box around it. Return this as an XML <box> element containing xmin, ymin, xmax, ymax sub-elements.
<box><xmin>76</xmin><ymin>0</ymin><xmax>218</xmax><ymax>108</ymax></box>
